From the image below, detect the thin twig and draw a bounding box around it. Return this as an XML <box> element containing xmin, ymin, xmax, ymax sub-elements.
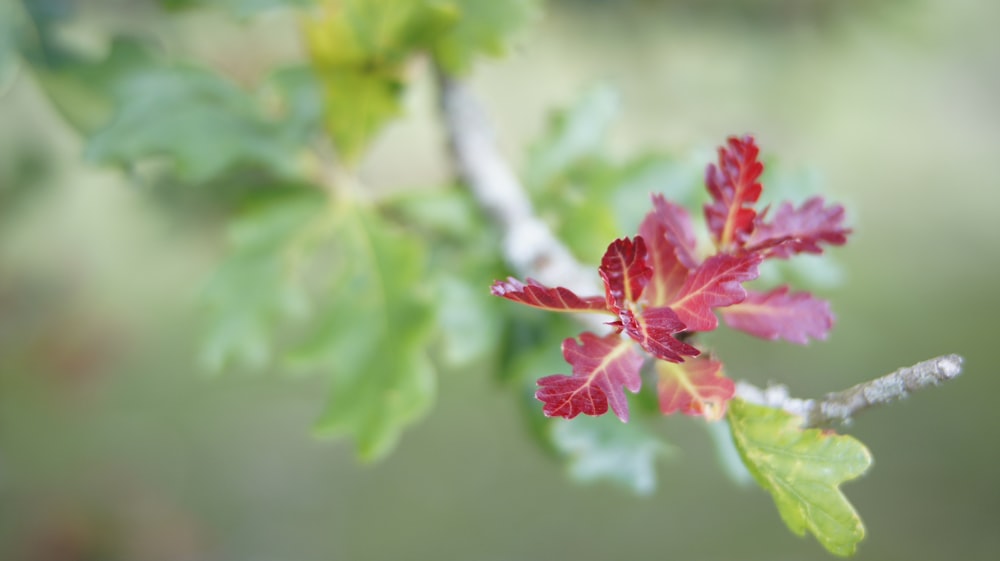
<box><xmin>435</xmin><ymin>70</ymin><xmax>964</xmax><ymax>422</ymax></box>
<box><xmin>738</xmin><ymin>354</ymin><xmax>964</xmax><ymax>427</ymax></box>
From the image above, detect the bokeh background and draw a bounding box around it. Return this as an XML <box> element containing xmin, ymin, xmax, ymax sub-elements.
<box><xmin>2</xmin><ymin>0</ymin><xmax>999</xmax><ymax>560</ymax></box>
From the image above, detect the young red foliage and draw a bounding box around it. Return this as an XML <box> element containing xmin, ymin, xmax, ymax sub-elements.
<box><xmin>599</xmin><ymin>237</ymin><xmax>652</xmax><ymax>311</ymax></box>
<box><xmin>705</xmin><ymin>136</ymin><xmax>764</xmax><ymax>251</ymax></box>
<box><xmin>536</xmin><ymin>332</ymin><xmax>644</xmax><ymax>421</ymax></box>
<box><xmin>655</xmin><ymin>356</ymin><xmax>734</xmax><ymax>419</ymax></box>
<box><xmin>747</xmin><ymin>197</ymin><xmax>850</xmax><ymax>258</ymax></box>
<box><xmin>721</xmin><ymin>286</ymin><xmax>834</xmax><ymax>344</ymax></box>
<box><xmin>639</xmin><ymin>196</ymin><xmax>697</xmax><ymax>307</ymax></box>
<box><xmin>620</xmin><ymin>306</ymin><xmax>700</xmax><ymax>363</ymax></box>
<box><xmin>492</xmin><ymin>134</ymin><xmax>851</xmax><ymax>424</ymax></box>
<box><xmin>491</xmin><ymin>277</ymin><xmax>608</xmax><ymax>313</ymax></box>
<box><xmin>668</xmin><ymin>252</ymin><xmax>763</xmax><ymax>332</ymax></box>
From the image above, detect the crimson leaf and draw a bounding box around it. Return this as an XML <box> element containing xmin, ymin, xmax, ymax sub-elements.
<box><xmin>536</xmin><ymin>332</ymin><xmax>644</xmax><ymax>421</ymax></box>
<box><xmin>639</xmin><ymin>196</ymin><xmax>697</xmax><ymax>307</ymax></box>
<box><xmin>656</xmin><ymin>356</ymin><xmax>735</xmax><ymax>419</ymax></box>
<box><xmin>668</xmin><ymin>252</ymin><xmax>763</xmax><ymax>332</ymax></box>
<box><xmin>599</xmin><ymin>237</ymin><xmax>652</xmax><ymax>311</ymax></box>
<box><xmin>620</xmin><ymin>306</ymin><xmax>700</xmax><ymax>363</ymax></box>
<box><xmin>721</xmin><ymin>286</ymin><xmax>834</xmax><ymax>344</ymax></box>
<box><xmin>704</xmin><ymin>135</ymin><xmax>764</xmax><ymax>250</ymax></box>
<box><xmin>491</xmin><ymin>277</ymin><xmax>608</xmax><ymax>313</ymax></box>
<box><xmin>748</xmin><ymin>197</ymin><xmax>850</xmax><ymax>258</ymax></box>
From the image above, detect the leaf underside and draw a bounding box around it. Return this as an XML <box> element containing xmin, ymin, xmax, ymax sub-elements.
<box><xmin>727</xmin><ymin>399</ymin><xmax>872</xmax><ymax>557</ymax></box>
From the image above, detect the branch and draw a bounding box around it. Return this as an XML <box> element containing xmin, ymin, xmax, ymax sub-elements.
<box><xmin>435</xmin><ymin>70</ymin><xmax>597</xmax><ymax>299</ymax></box>
<box><xmin>736</xmin><ymin>354</ymin><xmax>964</xmax><ymax>427</ymax></box>
<box><xmin>434</xmin><ymin>70</ymin><xmax>964</xmax><ymax>423</ymax></box>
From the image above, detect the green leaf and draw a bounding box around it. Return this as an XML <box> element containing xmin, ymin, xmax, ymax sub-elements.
<box><xmin>86</xmin><ymin>65</ymin><xmax>306</xmax><ymax>183</ymax></box>
<box><xmin>302</xmin><ymin>0</ymin><xmax>456</xmax><ymax>162</ymax></box>
<box><xmin>199</xmin><ymin>190</ymin><xmax>327</xmax><ymax>372</ymax></box>
<box><xmin>307</xmin><ymin>208</ymin><xmax>436</xmax><ymax>461</ymax></box>
<box><xmin>525</xmin><ymin>84</ymin><xmax>620</xmax><ymax>189</ymax></box>
<box><xmin>431</xmin><ymin>0</ymin><xmax>539</xmax><ymax>74</ymax></box>
<box><xmin>727</xmin><ymin>399</ymin><xmax>873</xmax><ymax>557</ymax></box>
<box><xmin>549</xmin><ymin>414</ymin><xmax>667</xmax><ymax>495</ymax></box>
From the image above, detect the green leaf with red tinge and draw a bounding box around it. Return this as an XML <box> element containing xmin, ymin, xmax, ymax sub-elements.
<box><xmin>491</xmin><ymin>277</ymin><xmax>608</xmax><ymax>313</ymax></box>
<box><xmin>705</xmin><ymin>135</ymin><xmax>764</xmax><ymax>250</ymax></box>
<box><xmin>748</xmin><ymin>196</ymin><xmax>851</xmax><ymax>258</ymax></box>
<box><xmin>639</xmin><ymin>196</ymin><xmax>696</xmax><ymax>307</ymax></box>
<box><xmin>721</xmin><ymin>286</ymin><xmax>834</xmax><ymax>344</ymax></box>
<box><xmin>655</xmin><ymin>356</ymin><xmax>734</xmax><ymax>419</ymax></box>
<box><xmin>536</xmin><ymin>332</ymin><xmax>644</xmax><ymax>422</ymax></box>
<box><xmin>668</xmin><ymin>252</ymin><xmax>762</xmax><ymax>332</ymax></box>
<box><xmin>620</xmin><ymin>307</ymin><xmax>699</xmax><ymax>363</ymax></box>
<box><xmin>728</xmin><ymin>399</ymin><xmax>872</xmax><ymax>557</ymax></box>
<box><xmin>599</xmin><ymin>237</ymin><xmax>651</xmax><ymax>311</ymax></box>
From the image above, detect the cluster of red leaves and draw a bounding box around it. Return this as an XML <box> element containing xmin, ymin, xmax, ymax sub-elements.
<box><xmin>492</xmin><ymin>135</ymin><xmax>851</xmax><ymax>422</ymax></box>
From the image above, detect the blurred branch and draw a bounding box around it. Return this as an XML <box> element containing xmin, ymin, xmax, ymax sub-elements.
<box><xmin>435</xmin><ymin>69</ymin><xmax>598</xmax><ymax>300</ymax></box>
<box><xmin>434</xmin><ymin>69</ymin><xmax>964</xmax><ymax>424</ymax></box>
<box><xmin>736</xmin><ymin>354</ymin><xmax>964</xmax><ymax>427</ymax></box>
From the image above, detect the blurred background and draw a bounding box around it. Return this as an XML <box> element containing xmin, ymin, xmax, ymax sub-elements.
<box><xmin>2</xmin><ymin>0</ymin><xmax>999</xmax><ymax>560</ymax></box>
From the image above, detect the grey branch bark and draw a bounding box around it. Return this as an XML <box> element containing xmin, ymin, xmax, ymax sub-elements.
<box><xmin>435</xmin><ymin>71</ymin><xmax>964</xmax><ymax>425</ymax></box>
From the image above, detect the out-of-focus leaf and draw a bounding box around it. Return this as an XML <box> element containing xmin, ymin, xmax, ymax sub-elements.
<box><xmin>747</xmin><ymin>196</ymin><xmax>850</xmax><ymax>258</ymax></box>
<box><xmin>728</xmin><ymin>399</ymin><xmax>872</xmax><ymax>557</ymax></box>
<box><xmin>160</xmin><ymin>0</ymin><xmax>312</xmax><ymax>16</ymax></box>
<box><xmin>302</xmin><ymin>0</ymin><xmax>456</xmax><ymax>162</ymax></box>
<box><xmin>721</xmin><ymin>286</ymin><xmax>834</xmax><ymax>344</ymax></box>
<box><xmin>655</xmin><ymin>355</ymin><xmax>733</xmax><ymax>419</ymax></box>
<box><xmin>432</xmin><ymin>0</ymin><xmax>538</xmax><ymax>74</ymax></box>
<box><xmin>550</xmin><ymin>414</ymin><xmax>667</xmax><ymax>495</ymax></box>
<box><xmin>639</xmin><ymin>196</ymin><xmax>696</xmax><ymax>307</ymax></box>
<box><xmin>525</xmin><ymin>85</ymin><xmax>619</xmax><ymax>189</ymax></box>
<box><xmin>29</xmin><ymin>36</ymin><xmax>154</xmax><ymax>134</ymax></box>
<box><xmin>87</xmin><ymin>65</ymin><xmax>305</xmax><ymax>183</ymax></box>
<box><xmin>200</xmin><ymin>190</ymin><xmax>326</xmax><ymax>372</ymax></box>
<box><xmin>300</xmin><ymin>208</ymin><xmax>437</xmax><ymax>462</ymax></box>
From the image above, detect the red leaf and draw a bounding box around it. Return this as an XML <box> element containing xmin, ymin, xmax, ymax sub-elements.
<box><xmin>656</xmin><ymin>356</ymin><xmax>734</xmax><ymax>419</ymax></box>
<box><xmin>748</xmin><ymin>197</ymin><xmax>850</xmax><ymax>258</ymax></box>
<box><xmin>599</xmin><ymin>237</ymin><xmax>652</xmax><ymax>311</ymax></box>
<box><xmin>720</xmin><ymin>286</ymin><xmax>834</xmax><ymax>344</ymax></box>
<box><xmin>704</xmin><ymin>135</ymin><xmax>764</xmax><ymax>250</ymax></box>
<box><xmin>620</xmin><ymin>306</ymin><xmax>700</xmax><ymax>363</ymax></box>
<box><xmin>668</xmin><ymin>252</ymin><xmax>763</xmax><ymax>332</ymax></box>
<box><xmin>639</xmin><ymin>195</ymin><xmax>698</xmax><ymax>306</ymax></box>
<box><xmin>491</xmin><ymin>277</ymin><xmax>608</xmax><ymax>313</ymax></box>
<box><xmin>535</xmin><ymin>332</ymin><xmax>644</xmax><ymax>422</ymax></box>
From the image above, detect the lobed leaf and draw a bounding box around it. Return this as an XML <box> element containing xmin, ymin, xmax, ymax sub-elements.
<box><xmin>639</xmin><ymin>195</ymin><xmax>697</xmax><ymax>307</ymax></box>
<box><xmin>655</xmin><ymin>356</ymin><xmax>734</xmax><ymax>419</ymax></box>
<box><xmin>87</xmin><ymin>65</ymin><xmax>302</xmax><ymax>183</ymax></box>
<box><xmin>536</xmin><ymin>332</ymin><xmax>644</xmax><ymax>422</ymax></box>
<box><xmin>432</xmin><ymin>0</ymin><xmax>539</xmax><ymax>74</ymax></box>
<box><xmin>704</xmin><ymin>135</ymin><xmax>764</xmax><ymax>250</ymax></box>
<box><xmin>668</xmin><ymin>252</ymin><xmax>763</xmax><ymax>332</ymax></box>
<box><xmin>491</xmin><ymin>277</ymin><xmax>608</xmax><ymax>313</ymax></box>
<box><xmin>599</xmin><ymin>236</ymin><xmax>651</xmax><ymax>311</ymax></box>
<box><xmin>721</xmin><ymin>286</ymin><xmax>834</xmax><ymax>344</ymax></box>
<box><xmin>748</xmin><ymin>197</ymin><xmax>850</xmax><ymax>258</ymax></box>
<box><xmin>620</xmin><ymin>307</ymin><xmax>700</xmax><ymax>363</ymax></box>
<box><xmin>727</xmin><ymin>399</ymin><xmax>872</xmax><ymax>557</ymax></box>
